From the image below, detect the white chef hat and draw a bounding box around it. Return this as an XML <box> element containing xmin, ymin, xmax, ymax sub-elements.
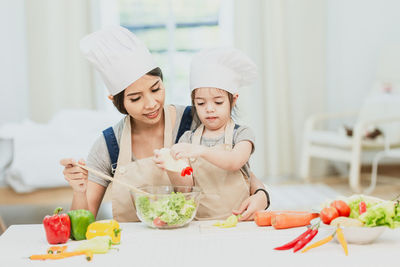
<box><xmin>80</xmin><ymin>26</ymin><xmax>157</xmax><ymax>96</ymax></box>
<box><xmin>190</xmin><ymin>47</ymin><xmax>257</xmax><ymax>94</ymax></box>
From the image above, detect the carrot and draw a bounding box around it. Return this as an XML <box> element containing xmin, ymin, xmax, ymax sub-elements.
<box><xmin>254</xmin><ymin>210</ymin><xmax>310</xmax><ymax>226</ymax></box>
<box><xmin>30</xmin><ymin>250</ymin><xmax>91</xmax><ymax>261</ymax></box>
<box><xmin>336</xmin><ymin>227</ymin><xmax>348</xmax><ymax>256</ymax></box>
<box><xmin>271</xmin><ymin>212</ymin><xmax>319</xmax><ymax>229</ymax></box>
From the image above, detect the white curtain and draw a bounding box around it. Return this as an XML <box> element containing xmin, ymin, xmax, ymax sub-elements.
<box><xmin>233</xmin><ymin>0</ymin><xmax>327</xmax><ymax>179</ymax></box>
<box><xmin>25</xmin><ymin>0</ymin><xmax>95</xmax><ymax>123</ymax></box>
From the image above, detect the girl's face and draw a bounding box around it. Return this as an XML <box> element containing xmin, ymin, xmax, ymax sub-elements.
<box><xmin>123</xmin><ymin>74</ymin><xmax>165</xmax><ymax>126</ymax></box>
<box><xmin>193</xmin><ymin>88</ymin><xmax>237</xmax><ymax>131</ymax></box>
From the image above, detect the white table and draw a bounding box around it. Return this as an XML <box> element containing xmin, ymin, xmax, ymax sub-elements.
<box><xmin>1</xmin><ymin>221</ymin><xmax>398</xmax><ymax>267</ymax></box>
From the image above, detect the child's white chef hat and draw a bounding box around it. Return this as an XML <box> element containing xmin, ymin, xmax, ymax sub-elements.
<box><xmin>190</xmin><ymin>47</ymin><xmax>257</xmax><ymax>94</ymax></box>
<box><xmin>80</xmin><ymin>26</ymin><xmax>157</xmax><ymax>96</ymax></box>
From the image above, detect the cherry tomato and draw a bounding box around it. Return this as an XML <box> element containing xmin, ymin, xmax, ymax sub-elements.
<box><xmin>320</xmin><ymin>207</ymin><xmax>339</xmax><ymax>225</ymax></box>
<box><xmin>330</xmin><ymin>200</ymin><xmax>351</xmax><ymax>217</ymax></box>
<box><xmin>153</xmin><ymin>217</ymin><xmax>167</xmax><ymax>227</ymax></box>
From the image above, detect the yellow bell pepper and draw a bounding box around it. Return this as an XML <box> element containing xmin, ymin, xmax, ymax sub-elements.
<box><xmin>86</xmin><ymin>219</ymin><xmax>122</xmax><ymax>244</ymax></box>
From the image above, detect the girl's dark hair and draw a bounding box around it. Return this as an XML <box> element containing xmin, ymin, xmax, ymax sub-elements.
<box><xmin>190</xmin><ymin>88</ymin><xmax>237</xmax><ymax>121</ymax></box>
<box><xmin>112</xmin><ymin>67</ymin><xmax>163</xmax><ymax>114</ymax></box>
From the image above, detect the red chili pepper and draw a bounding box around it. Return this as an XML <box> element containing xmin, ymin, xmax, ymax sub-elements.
<box><xmin>293</xmin><ymin>228</ymin><xmax>318</xmax><ymax>253</ymax></box>
<box><xmin>359</xmin><ymin>201</ymin><xmax>367</xmax><ymax>214</ymax></box>
<box><xmin>43</xmin><ymin>207</ymin><xmax>71</xmax><ymax>244</ymax></box>
<box><xmin>274</xmin><ymin>228</ymin><xmax>312</xmax><ymax>250</ymax></box>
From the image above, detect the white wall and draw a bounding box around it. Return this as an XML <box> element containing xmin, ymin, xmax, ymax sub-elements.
<box><xmin>326</xmin><ymin>0</ymin><xmax>400</xmax><ymax>120</ymax></box>
<box><xmin>0</xmin><ymin>0</ymin><xmax>29</xmax><ymax>124</ymax></box>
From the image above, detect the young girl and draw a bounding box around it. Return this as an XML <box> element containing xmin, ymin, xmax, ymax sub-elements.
<box><xmin>155</xmin><ymin>47</ymin><xmax>269</xmax><ymax>220</ymax></box>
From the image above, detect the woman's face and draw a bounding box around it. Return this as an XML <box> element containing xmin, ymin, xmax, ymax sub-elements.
<box><xmin>193</xmin><ymin>88</ymin><xmax>237</xmax><ymax>131</ymax></box>
<box><xmin>123</xmin><ymin>74</ymin><xmax>165</xmax><ymax>125</ymax></box>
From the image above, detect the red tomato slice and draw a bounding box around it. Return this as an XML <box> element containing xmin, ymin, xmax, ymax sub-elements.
<box><xmin>153</xmin><ymin>217</ymin><xmax>167</xmax><ymax>227</ymax></box>
<box><xmin>359</xmin><ymin>201</ymin><xmax>367</xmax><ymax>214</ymax></box>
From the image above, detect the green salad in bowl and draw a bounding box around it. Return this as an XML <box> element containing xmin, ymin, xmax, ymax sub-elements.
<box><xmin>317</xmin><ymin>194</ymin><xmax>400</xmax><ymax>244</ymax></box>
<box><xmin>133</xmin><ymin>185</ymin><xmax>201</xmax><ymax>229</ymax></box>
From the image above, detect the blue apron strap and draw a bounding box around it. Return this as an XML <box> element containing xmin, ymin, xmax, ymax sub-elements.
<box><xmin>102</xmin><ymin>127</ymin><xmax>119</xmax><ymax>175</ymax></box>
<box><xmin>234</xmin><ymin>124</ymin><xmax>240</xmax><ymax>130</ymax></box>
<box><xmin>175</xmin><ymin>106</ymin><xmax>193</xmax><ymax>144</ymax></box>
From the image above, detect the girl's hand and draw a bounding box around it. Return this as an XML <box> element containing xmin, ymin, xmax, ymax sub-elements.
<box><xmin>232</xmin><ymin>191</ymin><xmax>268</xmax><ymax>221</ymax></box>
<box><xmin>170</xmin><ymin>143</ymin><xmax>205</xmax><ymax>160</ymax></box>
<box><xmin>60</xmin><ymin>158</ymin><xmax>88</xmax><ymax>193</ymax></box>
<box><xmin>153</xmin><ymin>149</ymin><xmax>166</xmax><ymax>170</ymax></box>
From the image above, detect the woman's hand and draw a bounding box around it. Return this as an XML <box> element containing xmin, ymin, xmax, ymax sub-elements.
<box><xmin>170</xmin><ymin>143</ymin><xmax>205</xmax><ymax>160</ymax></box>
<box><xmin>232</xmin><ymin>191</ymin><xmax>268</xmax><ymax>221</ymax></box>
<box><xmin>60</xmin><ymin>158</ymin><xmax>88</xmax><ymax>193</ymax></box>
<box><xmin>153</xmin><ymin>149</ymin><xmax>166</xmax><ymax>170</ymax></box>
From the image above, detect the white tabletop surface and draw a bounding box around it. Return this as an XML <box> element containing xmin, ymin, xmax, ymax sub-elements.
<box><xmin>0</xmin><ymin>221</ymin><xmax>398</xmax><ymax>267</ymax></box>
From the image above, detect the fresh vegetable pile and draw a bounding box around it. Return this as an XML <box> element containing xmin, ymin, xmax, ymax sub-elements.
<box><xmin>348</xmin><ymin>195</ymin><xmax>400</xmax><ymax>228</ymax></box>
<box><xmin>320</xmin><ymin>194</ymin><xmax>400</xmax><ymax>228</ymax></box>
<box><xmin>136</xmin><ymin>192</ymin><xmax>197</xmax><ymax>227</ymax></box>
<box><xmin>36</xmin><ymin>207</ymin><xmax>122</xmax><ymax>261</ymax></box>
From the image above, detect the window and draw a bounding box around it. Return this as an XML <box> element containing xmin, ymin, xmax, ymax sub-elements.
<box><xmin>118</xmin><ymin>0</ymin><xmax>233</xmax><ymax>105</ymax></box>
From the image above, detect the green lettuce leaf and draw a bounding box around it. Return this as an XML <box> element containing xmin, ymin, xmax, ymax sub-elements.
<box><xmin>359</xmin><ymin>201</ymin><xmax>396</xmax><ymax>228</ymax></box>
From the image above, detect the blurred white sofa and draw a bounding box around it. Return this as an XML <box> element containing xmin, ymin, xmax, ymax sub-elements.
<box><xmin>0</xmin><ymin>109</ymin><xmax>122</xmax><ymax>193</ymax></box>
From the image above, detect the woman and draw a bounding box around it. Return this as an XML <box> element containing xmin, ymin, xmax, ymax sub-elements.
<box><xmin>60</xmin><ymin>26</ymin><xmax>269</xmax><ymax>222</ymax></box>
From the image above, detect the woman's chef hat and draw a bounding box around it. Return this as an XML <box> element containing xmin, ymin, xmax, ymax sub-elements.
<box><xmin>190</xmin><ymin>47</ymin><xmax>257</xmax><ymax>94</ymax></box>
<box><xmin>80</xmin><ymin>26</ymin><xmax>157</xmax><ymax>96</ymax></box>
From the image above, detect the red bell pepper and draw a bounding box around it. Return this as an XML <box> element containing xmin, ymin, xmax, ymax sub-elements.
<box><xmin>43</xmin><ymin>207</ymin><xmax>71</xmax><ymax>244</ymax></box>
<box><xmin>180</xmin><ymin>166</ymin><xmax>193</xmax><ymax>177</ymax></box>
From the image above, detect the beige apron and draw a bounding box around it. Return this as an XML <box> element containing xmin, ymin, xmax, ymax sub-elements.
<box><xmin>191</xmin><ymin>120</ymin><xmax>250</xmax><ymax>220</ymax></box>
<box><xmin>111</xmin><ymin>106</ymin><xmax>173</xmax><ymax>222</ymax></box>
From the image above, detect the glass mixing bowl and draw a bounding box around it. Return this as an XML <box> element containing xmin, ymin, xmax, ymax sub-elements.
<box><xmin>132</xmin><ymin>185</ymin><xmax>201</xmax><ymax>229</ymax></box>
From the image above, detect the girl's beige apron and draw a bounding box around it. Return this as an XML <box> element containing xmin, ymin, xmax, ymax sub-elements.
<box><xmin>111</xmin><ymin>107</ymin><xmax>173</xmax><ymax>222</ymax></box>
<box><xmin>191</xmin><ymin>120</ymin><xmax>250</xmax><ymax>220</ymax></box>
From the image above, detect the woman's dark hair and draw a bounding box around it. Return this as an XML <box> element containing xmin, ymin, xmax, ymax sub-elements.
<box><xmin>112</xmin><ymin>67</ymin><xmax>163</xmax><ymax>114</ymax></box>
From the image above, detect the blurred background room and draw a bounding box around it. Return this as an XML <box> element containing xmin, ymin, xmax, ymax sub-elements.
<box><xmin>1</xmin><ymin>0</ymin><xmax>400</xmax><ymax>233</ymax></box>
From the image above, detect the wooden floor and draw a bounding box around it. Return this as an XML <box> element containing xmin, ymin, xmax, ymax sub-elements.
<box><xmin>321</xmin><ymin>174</ymin><xmax>400</xmax><ymax>200</ymax></box>
<box><xmin>0</xmin><ymin>186</ymin><xmax>111</xmax><ymax>205</ymax></box>
<box><xmin>275</xmin><ymin>173</ymin><xmax>400</xmax><ymax>200</ymax></box>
